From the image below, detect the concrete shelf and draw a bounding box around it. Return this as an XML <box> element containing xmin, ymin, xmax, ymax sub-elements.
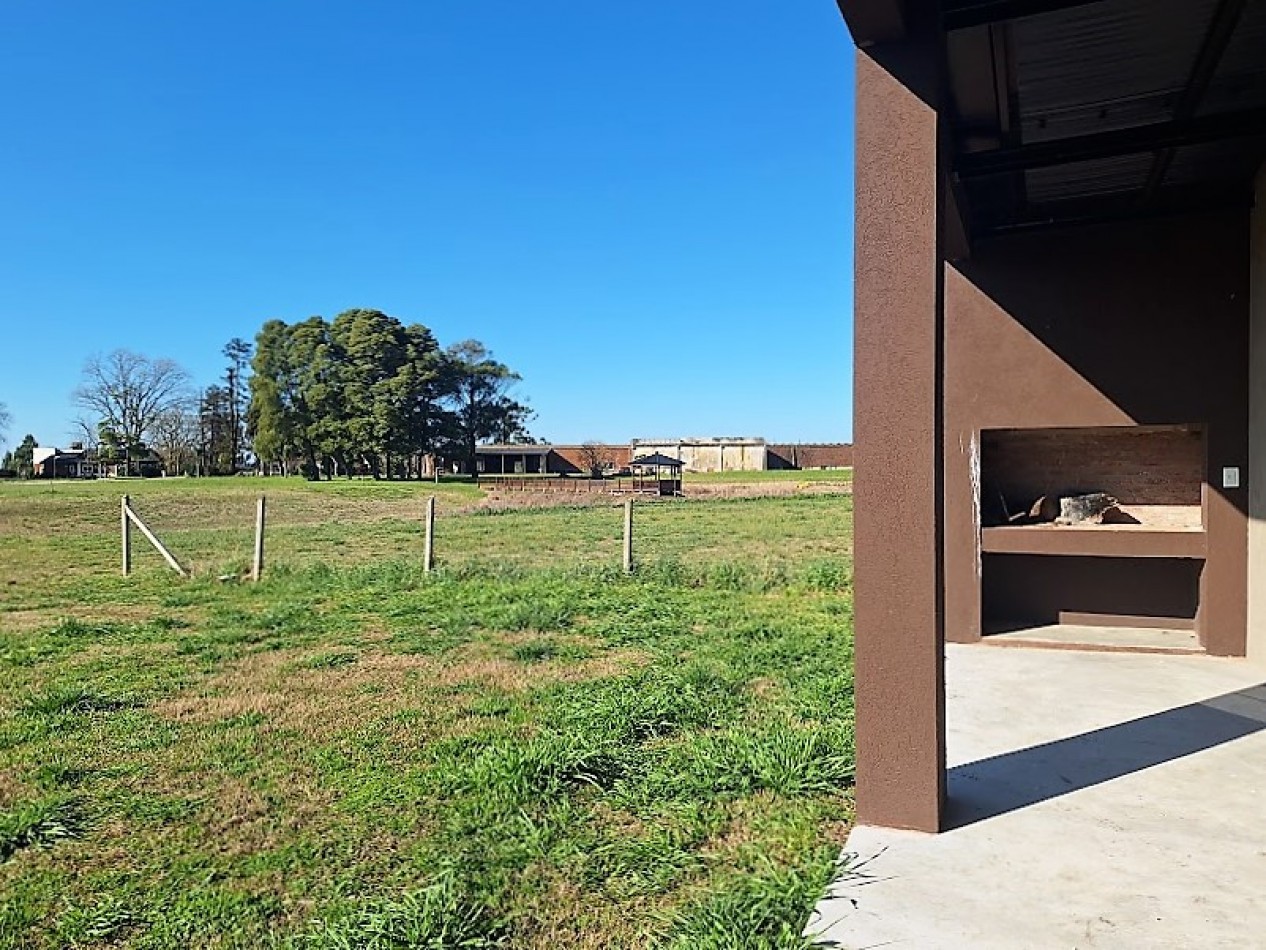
<box><xmin>980</xmin><ymin>524</ymin><xmax>1207</xmax><ymax>559</ymax></box>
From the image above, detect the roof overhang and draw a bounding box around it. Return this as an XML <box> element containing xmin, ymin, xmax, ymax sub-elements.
<box><xmin>841</xmin><ymin>0</ymin><xmax>1266</xmax><ymax>243</ymax></box>
<box><xmin>949</xmin><ymin>0</ymin><xmax>1266</xmax><ymax>240</ymax></box>
<box><xmin>837</xmin><ymin>0</ymin><xmax>907</xmax><ymax>46</ymax></box>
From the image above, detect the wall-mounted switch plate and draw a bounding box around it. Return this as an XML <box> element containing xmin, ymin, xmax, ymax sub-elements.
<box><xmin>1223</xmin><ymin>467</ymin><xmax>1241</xmax><ymax>489</ymax></box>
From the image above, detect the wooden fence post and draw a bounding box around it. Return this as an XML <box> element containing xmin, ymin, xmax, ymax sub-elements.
<box><xmin>623</xmin><ymin>498</ymin><xmax>634</xmax><ymax>574</ymax></box>
<box><xmin>252</xmin><ymin>495</ymin><xmax>266</xmax><ymax>582</ymax></box>
<box><xmin>121</xmin><ymin>495</ymin><xmax>132</xmax><ymax>576</ymax></box>
<box><xmin>123</xmin><ymin>504</ymin><xmax>188</xmax><ymax>577</ymax></box>
<box><xmin>424</xmin><ymin>495</ymin><xmax>436</xmax><ymax>573</ymax></box>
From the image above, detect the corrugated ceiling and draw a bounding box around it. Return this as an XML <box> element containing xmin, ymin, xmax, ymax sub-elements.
<box><xmin>950</xmin><ymin>0</ymin><xmax>1266</xmax><ymax>230</ymax></box>
<box><xmin>1013</xmin><ymin>0</ymin><xmax>1220</xmax><ymax>144</ymax></box>
<box><xmin>1025</xmin><ymin>153</ymin><xmax>1152</xmax><ymax>202</ymax></box>
<box><xmin>1201</xmin><ymin>0</ymin><xmax>1266</xmax><ymax>115</ymax></box>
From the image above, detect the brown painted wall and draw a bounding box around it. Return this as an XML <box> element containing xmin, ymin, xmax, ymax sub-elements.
<box><xmin>767</xmin><ymin>443</ymin><xmax>854</xmax><ymax>469</ymax></box>
<box><xmin>983</xmin><ymin>555</ymin><xmax>1202</xmax><ymax>630</ymax></box>
<box><xmin>943</xmin><ymin>211</ymin><xmax>1250</xmax><ymax>655</ymax></box>
<box><xmin>852</xmin><ymin>35</ymin><xmax>945</xmax><ymax>832</ymax></box>
<box><xmin>547</xmin><ymin>445</ymin><xmax>633</xmax><ymax>474</ymax></box>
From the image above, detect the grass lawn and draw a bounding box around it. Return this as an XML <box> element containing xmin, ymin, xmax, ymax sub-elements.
<box><xmin>0</xmin><ymin>478</ymin><xmax>854</xmax><ymax>948</ymax></box>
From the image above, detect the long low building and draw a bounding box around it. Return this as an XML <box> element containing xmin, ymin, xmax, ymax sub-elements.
<box><xmin>474</xmin><ymin>439</ymin><xmax>852</xmax><ymax>475</ymax></box>
<box><xmin>473</xmin><ymin>444</ymin><xmax>633</xmax><ymax>476</ymax></box>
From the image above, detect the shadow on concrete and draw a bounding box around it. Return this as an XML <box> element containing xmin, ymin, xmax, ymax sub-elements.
<box><xmin>945</xmin><ymin>683</ymin><xmax>1266</xmax><ymax>829</ymax></box>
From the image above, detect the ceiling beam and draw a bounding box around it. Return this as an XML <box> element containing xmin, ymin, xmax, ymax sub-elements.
<box><xmin>1141</xmin><ymin>0</ymin><xmax>1249</xmax><ymax>200</ymax></box>
<box><xmin>973</xmin><ymin>180</ymin><xmax>1253</xmax><ymax>238</ymax></box>
<box><xmin>956</xmin><ymin>107</ymin><xmax>1266</xmax><ymax>178</ymax></box>
<box><xmin>941</xmin><ymin>0</ymin><xmax>1106</xmax><ymax>31</ymax></box>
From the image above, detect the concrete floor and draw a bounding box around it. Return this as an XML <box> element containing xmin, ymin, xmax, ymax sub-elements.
<box><xmin>985</xmin><ymin>623</ymin><xmax>1201</xmax><ymax>653</ymax></box>
<box><xmin>809</xmin><ymin>644</ymin><xmax>1266</xmax><ymax>949</ymax></box>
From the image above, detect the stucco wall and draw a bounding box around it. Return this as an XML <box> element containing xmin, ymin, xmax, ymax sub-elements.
<box><xmin>630</xmin><ymin>440</ymin><xmax>767</xmax><ymax>473</ymax></box>
<box><xmin>944</xmin><ymin>211</ymin><xmax>1250</xmax><ymax>655</ymax></box>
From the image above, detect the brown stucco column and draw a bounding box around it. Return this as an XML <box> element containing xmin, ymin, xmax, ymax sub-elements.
<box><xmin>852</xmin><ymin>32</ymin><xmax>946</xmax><ymax>832</ymax></box>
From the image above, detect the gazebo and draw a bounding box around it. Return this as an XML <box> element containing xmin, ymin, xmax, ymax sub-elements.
<box><xmin>627</xmin><ymin>453</ymin><xmax>684</xmax><ymax>496</ymax></box>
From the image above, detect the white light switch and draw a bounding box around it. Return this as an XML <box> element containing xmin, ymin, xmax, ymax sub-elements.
<box><xmin>1223</xmin><ymin>467</ymin><xmax>1241</xmax><ymax>489</ymax></box>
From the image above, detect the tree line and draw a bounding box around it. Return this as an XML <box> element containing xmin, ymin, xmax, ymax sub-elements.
<box><xmin>249</xmin><ymin>310</ymin><xmax>531</xmax><ymax>479</ymax></box>
<box><xmin>2</xmin><ymin>309</ymin><xmax>532</xmax><ymax>480</ymax></box>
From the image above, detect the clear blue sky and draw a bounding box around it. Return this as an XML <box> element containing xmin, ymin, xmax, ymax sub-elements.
<box><xmin>0</xmin><ymin>2</ymin><xmax>855</xmax><ymax>451</ymax></box>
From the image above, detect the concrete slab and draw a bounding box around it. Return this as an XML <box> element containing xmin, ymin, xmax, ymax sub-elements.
<box><xmin>809</xmin><ymin>644</ymin><xmax>1266</xmax><ymax>949</ymax></box>
<box><xmin>985</xmin><ymin>623</ymin><xmax>1201</xmax><ymax>654</ymax></box>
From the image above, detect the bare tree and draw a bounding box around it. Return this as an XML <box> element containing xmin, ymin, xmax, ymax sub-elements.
<box><xmin>150</xmin><ymin>405</ymin><xmax>200</xmax><ymax>476</ymax></box>
<box><xmin>578</xmin><ymin>441</ymin><xmax>614</xmax><ymax>478</ymax></box>
<box><xmin>69</xmin><ymin>416</ymin><xmax>100</xmax><ymax>450</ymax></box>
<box><xmin>73</xmin><ymin>350</ymin><xmax>192</xmax><ymax>474</ymax></box>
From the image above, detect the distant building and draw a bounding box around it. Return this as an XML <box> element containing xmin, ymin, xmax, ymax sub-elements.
<box><xmin>630</xmin><ymin>437</ymin><xmax>767</xmax><ymax>473</ymax></box>
<box><xmin>767</xmin><ymin>443</ymin><xmax>854</xmax><ymax>470</ymax></box>
<box><xmin>32</xmin><ymin>446</ymin><xmax>97</xmax><ymax>479</ymax></box>
<box><xmin>472</xmin><ymin>439</ymin><xmax>853</xmax><ymax>476</ymax></box>
<box><xmin>472</xmin><ymin>444</ymin><xmax>632</xmax><ymax>476</ymax></box>
<box><xmin>31</xmin><ymin>445</ymin><xmax>163</xmax><ymax>479</ymax></box>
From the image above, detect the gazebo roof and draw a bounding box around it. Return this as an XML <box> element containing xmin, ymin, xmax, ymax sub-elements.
<box><xmin>629</xmin><ymin>453</ymin><xmax>685</xmax><ymax>469</ymax></box>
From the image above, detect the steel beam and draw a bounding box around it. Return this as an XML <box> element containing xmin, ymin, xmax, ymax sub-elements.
<box><xmin>942</xmin><ymin>0</ymin><xmax>1106</xmax><ymax>31</ymax></box>
<box><xmin>957</xmin><ymin>107</ymin><xmax>1266</xmax><ymax>179</ymax></box>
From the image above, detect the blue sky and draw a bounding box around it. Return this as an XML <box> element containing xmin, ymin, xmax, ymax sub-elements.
<box><xmin>0</xmin><ymin>2</ymin><xmax>855</xmax><ymax>451</ymax></box>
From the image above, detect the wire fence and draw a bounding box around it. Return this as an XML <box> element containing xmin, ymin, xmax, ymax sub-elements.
<box><xmin>0</xmin><ymin>478</ymin><xmax>854</xmax><ymax>611</ymax></box>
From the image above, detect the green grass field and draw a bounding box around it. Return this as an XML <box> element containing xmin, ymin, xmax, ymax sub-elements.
<box><xmin>0</xmin><ymin>478</ymin><xmax>854</xmax><ymax>948</ymax></box>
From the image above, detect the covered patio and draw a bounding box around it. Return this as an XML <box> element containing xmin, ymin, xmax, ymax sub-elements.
<box><xmin>810</xmin><ymin>643</ymin><xmax>1266</xmax><ymax>947</ymax></box>
<box><xmin>816</xmin><ymin>2</ymin><xmax>1266</xmax><ymax>937</ymax></box>
<box><xmin>838</xmin><ymin>0</ymin><xmax>1266</xmax><ymax>840</ymax></box>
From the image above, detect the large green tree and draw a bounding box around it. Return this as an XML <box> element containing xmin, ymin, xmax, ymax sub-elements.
<box><xmin>223</xmin><ymin>337</ymin><xmax>252</xmax><ymax>472</ymax></box>
<box><xmin>248</xmin><ymin>317</ymin><xmax>328</xmax><ymax>477</ymax></box>
<box><xmin>198</xmin><ymin>385</ymin><xmax>236</xmax><ymax>476</ymax></box>
<box><xmin>248</xmin><ymin>312</ymin><xmax>451</xmax><ymax>479</ymax></box>
<box><xmin>445</xmin><ymin>340</ymin><xmax>534</xmax><ymax>475</ymax></box>
<box><xmin>12</xmin><ymin>434</ymin><xmax>37</xmax><ymax>478</ymax></box>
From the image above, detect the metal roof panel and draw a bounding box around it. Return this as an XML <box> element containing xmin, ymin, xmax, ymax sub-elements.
<box><xmin>1013</xmin><ymin>0</ymin><xmax>1219</xmax><ymax>143</ymax></box>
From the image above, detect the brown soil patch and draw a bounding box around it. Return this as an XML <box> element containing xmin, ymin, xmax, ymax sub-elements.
<box><xmin>685</xmin><ymin>481</ymin><xmax>853</xmax><ymax>501</ymax></box>
<box><xmin>509</xmin><ymin>874</ymin><xmax>663</xmax><ymax>950</ymax></box>
<box><xmin>154</xmin><ymin>642</ymin><xmax>646</xmax><ymax>739</ymax></box>
<box><xmin>462</xmin><ymin>479</ymin><xmax>850</xmax><ymax>514</ymax></box>
<box><xmin>0</xmin><ymin>604</ymin><xmax>193</xmax><ymax>636</ymax></box>
<box><xmin>0</xmin><ymin>770</ymin><xmax>31</xmax><ymax>811</ymax></box>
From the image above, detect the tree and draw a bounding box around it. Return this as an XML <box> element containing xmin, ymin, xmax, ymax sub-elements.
<box><xmin>151</xmin><ymin>406</ymin><xmax>200</xmax><ymax>476</ymax></box>
<box><xmin>198</xmin><ymin>386</ymin><xmax>236</xmax><ymax>476</ymax></box>
<box><xmin>395</xmin><ymin>322</ymin><xmax>455</xmax><ymax>479</ymax></box>
<box><xmin>329</xmin><ymin>309</ymin><xmax>409</xmax><ymax>479</ymax></box>
<box><xmin>73</xmin><ymin>351</ymin><xmax>192</xmax><ymax>476</ymax></box>
<box><xmin>12</xmin><ymin>434</ymin><xmax>37</xmax><ymax>479</ymax></box>
<box><xmin>445</xmin><ymin>340</ymin><xmax>533</xmax><ymax>475</ymax></box>
<box><xmin>578</xmin><ymin>442</ymin><xmax>614</xmax><ymax>478</ymax></box>
<box><xmin>248</xmin><ymin>312</ymin><xmax>457</xmax><ymax>480</ymax></box>
<box><xmin>223</xmin><ymin>338</ymin><xmax>252</xmax><ymax>472</ymax></box>
<box><xmin>249</xmin><ymin>319</ymin><xmax>305</xmax><ymax>476</ymax></box>
<box><xmin>0</xmin><ymin>401</ymin><xmax>10</xmax><ymax>449</ymax></box>
<box><xmin>69</xmin><ymin>416</ymin><xmax>100</xmax><ymax>453</ymax></box>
